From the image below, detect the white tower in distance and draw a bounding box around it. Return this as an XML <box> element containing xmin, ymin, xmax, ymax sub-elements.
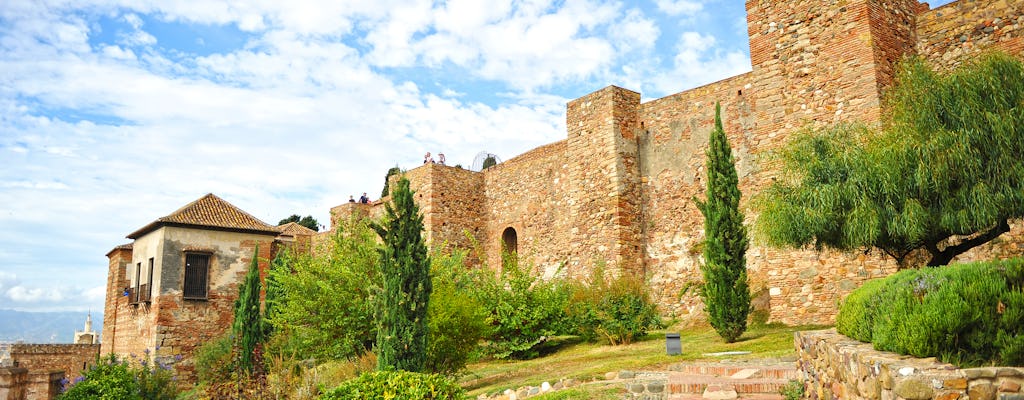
<box><xmin>74</xmin><ymin>312</ymin><xmax>98</xmax><ymax>344</ymax></box>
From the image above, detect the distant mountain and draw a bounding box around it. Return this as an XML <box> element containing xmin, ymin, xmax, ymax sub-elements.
<box><xmin>0</xmin><ymin>309</ymin><xmax>101</xmax><ymax>344</ymax></box>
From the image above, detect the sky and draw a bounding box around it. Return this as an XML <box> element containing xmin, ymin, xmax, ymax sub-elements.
<box><xmin>0</xmin><ymin>0</ymin><xmax>957</xmax><ymax>313</ymax></box>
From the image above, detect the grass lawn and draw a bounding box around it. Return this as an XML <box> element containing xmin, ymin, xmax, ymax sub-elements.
<box><xmin>459</xmin><ymin>323</ymin><xmax>826</xmax><ymax>398</ymax></box>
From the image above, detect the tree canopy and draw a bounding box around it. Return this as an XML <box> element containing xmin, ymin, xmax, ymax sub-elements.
<box><xmin>278</xmin><ymin>214</ymin><xmax>319</xmax><ymax>231</ymax></box>
<box><xmin>756</xmin><ymin>52</ymin><xmax>1024</xmax><ymax>268</ymax></box>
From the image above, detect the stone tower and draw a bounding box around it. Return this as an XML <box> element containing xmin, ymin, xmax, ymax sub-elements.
<box><xmin>565</xmin><ymin>86</ymin><xmax>645</xmax><ymax>276</ymax></box>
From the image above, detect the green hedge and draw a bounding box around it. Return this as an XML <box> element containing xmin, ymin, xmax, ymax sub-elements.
<box><xmin>319</xmin><ymin>370</ymin><xmax>464</xmax><ymax>400</ymax></box>
<box><xmin>836</xmin><ymin>258</ymin><xmax>1024</xmax><ymax>366</ymax></box>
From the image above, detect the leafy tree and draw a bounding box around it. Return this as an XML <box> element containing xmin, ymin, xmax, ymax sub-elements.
<box><xmin>278</xmin><ymin>214</ymin><xmax>319</xmax><ymax>231</ymax></box>
<box><xmin>372</xmin><ymin>177</ymin><xmax>432</xmax><ymax>372</ymax></box>
<box><xmin>381</xmin><ymin>166</ymin><xmax>402</xmax><ymax>198</ymax></box>
<box><xmin>425</xmin><ymin>248</ymin><xmax>490</xmax><ymax>375</ymax></box>
<box><xmin>233</xmin><ymin>245</ymin><xmax>267</xmax><ymax>376</ymax></box>
<box><xmin>695</xmin><ymin>102</ymin><xmax>750</xmax><ymax>343</ymax></box>
<box><xmin>266</xmin><ymin>219</ymin><xmax>381</xmax><ymax>361</ymax></box>
<box><xmin>756</xmin><ymin>52</ymin><xmax>1024</xmax><ymax>268</ymax></box>
<box><xmin>482</xmin><ymin>155</ymin><xmax>497</xmax><ymax>170</ymax></box>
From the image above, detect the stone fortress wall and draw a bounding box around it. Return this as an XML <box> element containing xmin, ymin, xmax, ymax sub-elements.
<box><xmin>327</xmin><ymin>0</ymin><xmax>1024</xmax><ymax>326</ymax></box>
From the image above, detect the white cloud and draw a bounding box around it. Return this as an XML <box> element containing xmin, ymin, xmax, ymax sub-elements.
<box><xmin>611</xmin><ymin>9</ymin><xmax>659</xmax><ymax>52</ymax></box>
<box><xmin>649</xmin><ymin>31</ymin><xmax>751</xmax><ymax>94</ymax></box>
<box><xmin>656</xmin><ymin>0</ymin><xmax>704</xmax><ymax>16</ymax></box>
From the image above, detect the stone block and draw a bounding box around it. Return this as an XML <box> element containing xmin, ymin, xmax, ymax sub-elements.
<box><xmin>999</xmin><ymin>381</ymin><xmax>1021</xmax><ymax>393</ymax></box>
<box><xmin>894</xmin><ymin>378</ymin><xmax>935</xmax><ymax>399</ymax></box>
<box><xmin>970</xmin><ymin>383</ymin><xmax>997</xmax><ymax>400</ymax></box>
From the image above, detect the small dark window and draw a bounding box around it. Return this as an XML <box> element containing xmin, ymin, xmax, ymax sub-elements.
<box><xmin>133</xmin><ymin>262</ymin><xmax>142</xmax><ymax>304</ymax></box>
<box><xmin>183</xmin><ymin>253</ymin><xmax>210</xmax><ymax>300</ymax></box>
<box><xmin>145</xmin><ymin>258</ymin><xmax>154</xmax><ymax>302</ymax></box>
<box><xmin>502</xmin><ymin>227</ymin><xmax>518</xmax><ymax>255</ymax></box>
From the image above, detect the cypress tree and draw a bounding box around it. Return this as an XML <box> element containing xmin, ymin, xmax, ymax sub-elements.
<box><xmin>372</xmin><ymin>177</ymin><xmax>432</xmax><ymax>372</ymax></box>
<box><xmin>695</xmin><ymin>103</ymin><xmax>750</xmax><ymax>343</ymax></box>
<box><xmin>233</xmin><ymin>245</ymin><xmax>266</xmax><ymax>375</ymax></box>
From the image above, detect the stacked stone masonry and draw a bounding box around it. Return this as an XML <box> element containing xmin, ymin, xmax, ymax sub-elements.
<box><xmin>0</xmin><ymin>368</ymin><xmax>64</xmax><ymax>400</ymax></box>
<box><xmin>8</xmin><ymin>344</ymin><xmax>98</xmax><ymax>383</ymax></box>
<box><xmin>321</xmin><ymin>0</ymin><xmax>1023</xmax><ymax>326</ymax></box>
<box><xmin>796</xmin><ymin>329</ymin><xmax>1024</xmax><ymax>400</ymax></box>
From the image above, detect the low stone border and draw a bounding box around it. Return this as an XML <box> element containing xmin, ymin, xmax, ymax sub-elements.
<box><xmin>796</xmin><ymin>329</ymin><xmax>1024</xmax><ymax>400</ymax></box>
<box><xmin>476</xmin><ymin>370</ymin><xmax>666</xmax><ymax>400</ymax></box>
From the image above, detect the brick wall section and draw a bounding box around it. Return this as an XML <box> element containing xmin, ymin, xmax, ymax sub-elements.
<box><xmin>24</xmin><ymin>372</ymin><xmax>61</xmax><ymax>400</ymax></box>
<box><xmin>482</xmin><ymin>141</ymin><xmax>572</xmax><ymax>274</ymax></box>
<box><xmin>797</xmin><ymin>330</ymin><xmax>1024</xmax><ymax>400</ymax></box>
<box><xmin>0</xmin><ymin>369</ymin><xmax>62</xmax><ymax>400</ymax></box>
<box><xmin>406</xmin><ymin>165</ymin><xmax>486</xmax><ymax>257</ymax></box>
<box><xmin>101</xmin><ymin>246</ymin><xmax>131</xmax><ymax>357</ymax></box>
<box><xmin>636</xmin><ymin>74</ymin><xmax>756</xmax><ymax>319</ymax></box>
<box><xmin>0</xmin><ymin>368</ymin><xmax>27</xmax><ymax>400</ymax></box>
<box><xmin>917</xmin><ymin>0</ymin><xmax>1024</xmax><ymax>70</ymax></box>
<box><xmin>9</xmin><ymin>344</ymin><xmax>97</xmax><ymax>382</ymax></box>
<box><xmin>866</xmin><ymin>0</ymin><xmax>922</xmax><ymax>93</ymax></box>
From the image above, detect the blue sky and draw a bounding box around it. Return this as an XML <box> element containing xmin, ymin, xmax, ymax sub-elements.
<box><xmin>0</xmin><ymin>0</ymin><xmax>956</xmax><ymax>313</ymax></box>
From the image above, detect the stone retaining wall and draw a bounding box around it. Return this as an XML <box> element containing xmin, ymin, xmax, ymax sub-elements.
<box><xmin>796</xmin><ymin>329</ymin><xmax>1024</xmax><ymax>400</ymax></box>
<box><xmin>0</xmin><ymin>368</ymin><xmax>63</xmax><ymax>400</ymax></box>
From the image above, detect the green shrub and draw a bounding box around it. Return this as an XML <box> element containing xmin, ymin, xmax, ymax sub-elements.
<box><xmin>194</xmin><ymin>332</ymin><xmax>236</xmax><ymax>386</ymax></box>
<box><xmin>836</xmin><ymin>258</ymin><xmax>1024</xmax><ymax>366</ymax></box>
<box><xmin>467</xmin><ymin>253</ymin><xmax>572</xmax><ymax>359</ymax></box>
<box><xmin>835</xmin><ymin>275</ymin><xmax>894</xmax><ymax>342</ymax></box>
<box><xmin>566</xmin><ymin>266</ymin><xmax>663</xmax><ymax>345</ymax></box>
<box><xmin>779</xmin><ymin>379</ymin><xmax>804</xmax><ymax>400</ymax></box>
<box><xmin>59</xmin><ymin>353</ymin><xmax>177</xmax><ymax>400</ymax></box>
<box><xmin>426</xmin><ymin>249</ymin><xmax>490</xmax><ymax>374</ymax></box>
<box><xmin>319</xmin><ymin>370</ymin><xmax>464</xmax><ymax>400</ymax></box>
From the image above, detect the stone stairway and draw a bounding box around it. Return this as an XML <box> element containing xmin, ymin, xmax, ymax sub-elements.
<box><xmin>662</xmin><ymin>362</ymin><xmax>799</xmax><ymax>400</ymax></box>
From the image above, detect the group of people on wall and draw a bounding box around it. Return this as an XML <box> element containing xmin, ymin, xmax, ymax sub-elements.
<box><xmin>348</xmin><ymin>193</ymin><xmax>371</xmax><ymax>204</ymax></box>
<box><xmin>424</xmin><ymin>151</ymin><xmax>446</xmax><ymax>165</ymax></box>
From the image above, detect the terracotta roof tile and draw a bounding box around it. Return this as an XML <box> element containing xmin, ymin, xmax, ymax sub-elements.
<box><xmin>277</xmin><ymin>222</ymin><xmax>317</xmax><ymax>236</ymax></box>
<box><xmin>127</xmin><ymin>193</ymin><xmax>280</xmax><ymax>239</ymax></box>
<box><xmin>105</xmin><ymin>243</ymin><xmax>133</xmax><ymax>256</ymax></box>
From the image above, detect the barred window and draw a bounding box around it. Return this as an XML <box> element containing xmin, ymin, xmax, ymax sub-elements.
<box><xmin>183</xmin><ymin>253</ymin><xmax>210</xmax><ymax>300</ymax></box>
<box><xmin>133</xmin><ymin>262</ymin><xmax>142</xmax><ymax>304</ymax></box>
<box><xmin>145</xmin><ymin>258</ymin><xmax>154</xmax><ymax>302</ymax></box>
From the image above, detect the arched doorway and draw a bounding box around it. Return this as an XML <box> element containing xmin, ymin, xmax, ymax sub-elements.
<box><xmin>501</xmin><ymin>227</ymin><xmax>518</xmax><ymax>255</ymax></box>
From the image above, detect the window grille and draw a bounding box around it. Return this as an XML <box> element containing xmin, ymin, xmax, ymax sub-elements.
<box><xmin>145</xmin><ymin>258</ymin><xmax>154</xmax><ymax>303</ymax></box>
<box><xmin>183</xmin><ymin>253</ymin><xmax>210</xmax><ymax>300</ymax></box>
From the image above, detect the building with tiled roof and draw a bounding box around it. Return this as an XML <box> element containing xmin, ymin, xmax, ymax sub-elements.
<box><xmin>101</xmin><ymin>194</ymin><xmax>279</xmax><ymax>385</ymax></box>
<box><xmin>127</xmin><ymin>193</ymin><xmax>281</xmax><ymax>239</ymax></box>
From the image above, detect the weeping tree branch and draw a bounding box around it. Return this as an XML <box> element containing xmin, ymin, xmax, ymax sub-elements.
<box><xmin>925</xmin><ymin>219</ymin><xmax>1011</xmax><ymax>266</ymax></box>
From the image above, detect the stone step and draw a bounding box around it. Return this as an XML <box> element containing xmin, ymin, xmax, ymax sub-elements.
<box><xmin>667</xmin><ymin>373</ymin><xmax>792</xmax><ymax>395</ymax></box>
<box><xmin>666</xmin><ymin>394</ymin><xmax>783</xmax><ymax>400</ymax></box>
<box><xmin>668</xmin><ymin>363</ymin><xmax>798</xmax><ymax>380</ymax></box>
<box><xmin>703</xmin><ymin>384</ymin><xmax>738</xmax><ymax>399</ymax></box>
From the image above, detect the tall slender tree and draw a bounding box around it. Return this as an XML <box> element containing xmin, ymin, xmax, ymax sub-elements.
<box><xmin>233</xmin><ymin>245</ymin><xmax>267</xmax><ymax>375</ymax></box>
<box><xmin>372</xmin><ymin>177</ymin><xmax>432</xmax><ymax>372</ymax></box>
<box><xmin>695</xmin><ymin>103</ymin><xmax>750</xmax><ymax>343</ymax></box>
